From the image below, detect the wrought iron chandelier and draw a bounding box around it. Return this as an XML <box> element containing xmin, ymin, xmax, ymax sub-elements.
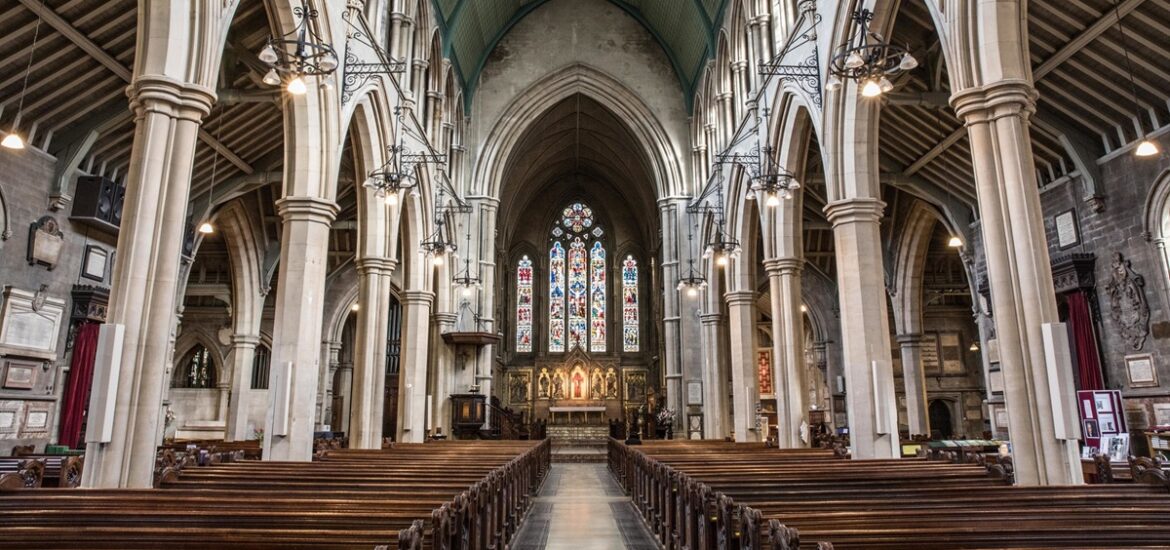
<box><xmin>258</xmin><ymin>0</ymin><xmax>338</xmax><ymax>95</ymax></box>
<box><xmin>451</xmin><ymin>207</ymin><xmax>481</xmax><ymax>297</ymax></box>
<box><xmin>363</xmin><ymin>107</ymin><xmax>443</xmax><ymax>205</ymax></box>
<box><xmin>687</xmin><ymin>170</ymin><xmax>741</xmax><ymax>270</ymax></box>
<box><xmin>825</xmin><ymin>8</ymin><xmax>917</xmax><ymax>97</ymax></box>
<box><xmin>676</xmin><ymin>215</ymin><xmax>708</xmax><ymax>297</ymax></box>
<box><xmin>746</xmin><ymin>148</ymin><xmax>800</xmax><ymax>207</ymax></box>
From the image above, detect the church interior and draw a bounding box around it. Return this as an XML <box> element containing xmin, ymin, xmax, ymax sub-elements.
<box><xmin>1</xmin><ymin>0</ymin><xmax>1170</xmax><ymax>547</ymax></box>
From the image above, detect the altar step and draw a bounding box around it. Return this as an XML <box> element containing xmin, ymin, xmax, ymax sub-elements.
<box><xmin>546</xmin><ymin>425</ymin><xmax>610</xmax><ymax>440</ymax></box>
<box><xmin>548</xmin><ymin>425</ymin><xmax>609</xmax><ymax>463</ymax></box>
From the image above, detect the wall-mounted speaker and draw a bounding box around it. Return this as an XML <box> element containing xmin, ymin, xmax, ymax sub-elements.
<box><xmin>71</xmin><ymin>176</ymin><xmax>124</xmax><ymax>233</ymax></box>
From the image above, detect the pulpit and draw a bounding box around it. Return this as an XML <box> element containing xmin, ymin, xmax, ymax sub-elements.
<box><xmin>450</xmin><ymin>393</ymin><xmax>486</xmax><ymax>437</ymax></box>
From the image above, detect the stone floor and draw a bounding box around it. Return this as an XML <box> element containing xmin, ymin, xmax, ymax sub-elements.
<box><xmin>511</xmin><ymin>463</ymin><xmax>660</xmax><ymax>550</ymax></box>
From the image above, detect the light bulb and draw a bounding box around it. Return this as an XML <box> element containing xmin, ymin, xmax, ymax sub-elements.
<box><xmin>351</xmin><ymin>303</ymin><xmax>360</xmax><ymax>312</ymax></box>
<box><xmin>1136</xmin><ymin>139</ymin><xmax>1159</xmax><ymax>157</ymax></box>
<box><xmin>766</xmin><ymin>193</ymin><xmax>781</xmax><ymax>207</ymax></box>
<box><xmin>1</xmin><ymin>132</ymin><xmax>25</xmax><ymax>150</ymax></box>
<box><xmin>800</xmin><ymin>304</ymin><xmax>808</xmax><ymax>313</ymax></box>
<box><xmin>899</xmin><ymin>53</ymin><xmax>918</xmax><ymax>71</ymax></box>
<box><xmin>716</xmin><ymin>255</ymin><xmax>729</xmax><ymax>267</ymax></box>
<box><xmin>745</xmin><ymin>192</ymin><xmax>755</xmax><ymax>201</ymax></box>
<box><xmin>432</xmin><ymin>254</ymin><xmax>444</xmax><ymax>266</ymax></box>
<box><xmin>262</xmin><ymin>69</ymin><xmax>281</xmax><ymax>86</ymax></box>
<box><xmin>686</xmin><ymin>286</ymin><xmax>698</xmax><ymax>298</ymax></box>
<box><xmin>198</xmin><ymin>221</ymin><xmax>214</xmax><ymax>234</ymax></box>
<box><xmin>879</xmin><ymin>76</ymin><xmax>894</xmax><ymax>93</ymax></box>
<box><xmin>461</xmin><ymin>285</ymin><xmax>474</xmax><ymax>297</ymax></box>
<box><xmin>384</xmin><ymin>192</ymin><xmax>397</xmax><ymax>206</ymax></box>
<box><xmin>825</xmin><ymin>76</ymin><xmax>842</xmax><ymax>91</ymax></box>
<box><xmin>844</xmin><ymin>52</ymin><xmax>864</xmax><ymax>69</ymax></box>
<box><xmin>947</xmin><ymin>236</ymin><xmax>963</xmax><ymax>248</ymax></box>
<box><xmin>287</xmin><ymin>76</ymin><xmax>308</xmax><ymax>95</ymax></box>
<box><xmin>319</xmin><ymin>53</ymin><xmax>338</xmax><ymax>72</ymax></box>
<box><xmin>969</xmin><ymin>342</ymin><xmax>980</xmax><ymax>352</ymax></box>
<box><xmin>259</xmin><ymin>44</ymin><xmax>279</xmax><ymax>65</ymax></box>
<box><xmin>861</xmin><ymin>79</ymin><xmax>883</xmax><ymax>97</ymax></box>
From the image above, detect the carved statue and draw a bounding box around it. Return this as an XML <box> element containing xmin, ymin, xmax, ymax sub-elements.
<box><xmin>591</xmin><ymin>369</ymin><xmax>604</xmax><ymax>400</ymax></box>
<box><xmin>551</xmin><ymin>370</ymin><xmax>565</xmax><ymax>399</ymax></box>
<box><xmin>1105</xmin><ymin>253</ymin><xmax>1150</xmax><ymax>350</ymax></box>
<box><xmin>605</xmin><ymin>368</ymin><xmax>618</xmax><ymax>399</ymax></box>
<box><xmin>537</xmin><ymin>369</ymin><xmax>551</xmax><ymax>399</ymax></box>
<box><xmin>509</xmin><ymin>373</ymin><xmax>529</xmax><ymax>403</ymax></box>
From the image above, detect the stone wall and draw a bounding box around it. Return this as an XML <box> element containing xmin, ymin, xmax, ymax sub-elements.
<box><xmin>0</xmin><ymin>147</ymin><xmax>117</xmax><ymax>454</ymax></box>
<box><xmin>1037</xmin><ymin>133</ymin><xmax>1170</xmax><ymax>432</ymax></box>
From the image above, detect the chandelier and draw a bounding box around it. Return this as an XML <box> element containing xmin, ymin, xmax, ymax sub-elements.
<box><xmin>676</xmin><ymin>211</ymin><xmax>708</xmax><ymax>297</ymax></box>
<box><xmin>744</xmin><ymin>145</ymin><xmax>801</xmax><ymax>208</ymax></box>
<box><xmin>451</xmin><ymin>207</ymin><xmax>481</xmax><ymax>297</ymax></box>
<box><xmin>825</xmin><ymin>8</ymin><xmax>916</xmax><ymax>97</ymax></box>
<box><xmin>258</xmin><ymin>0</ymin><xmax>338</xmax><ymax>95</ymax></box>
<box><xmin>687</xmin><ymin>171</ymin><xmax>741</xmax><ymax>270</ymax></box>
<box><xmin>363</xmin><ymin>108</ymin><xmax>444</xmax><ymax>205</ymax></box>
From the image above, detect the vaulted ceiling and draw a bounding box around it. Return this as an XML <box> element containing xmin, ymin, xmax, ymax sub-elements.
<box><xmin>432</xmin><ymin>0</ymin><xmax>727</xmax><ymax>104</ymax></box>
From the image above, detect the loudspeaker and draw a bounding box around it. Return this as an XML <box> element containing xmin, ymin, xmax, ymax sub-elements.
<box><xmin>71</xmin><ymin>176</ymin><xmax>124</xmax><ymax>232</ymax></box>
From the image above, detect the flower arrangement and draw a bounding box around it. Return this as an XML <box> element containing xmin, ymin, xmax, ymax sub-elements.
<box><xmin>252</xmin><ymin>428</ymin><xmax>265</xmax><ymax>442</ymax></box>
<box><xmin>656</xmin><ymin>408</ymin><xmax>676</xmax><ymax>425</ymax></box>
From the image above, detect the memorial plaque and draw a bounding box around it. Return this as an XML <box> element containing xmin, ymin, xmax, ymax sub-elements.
<box><xmin>0</xmin><ymin>287</ymin><xmax>66</xmax><ymax>357</ymax></box>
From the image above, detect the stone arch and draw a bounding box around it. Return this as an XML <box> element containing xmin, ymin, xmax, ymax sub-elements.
<box><xmin>471</xmin><ymin>64</ymin><xmax>685</xmax><ymax>200</ymax></box>
<box><xmin>1142</xmin><ymin>168</ymin><xmax>1170</xmax><ymax>308</ymax></box>
<box><xmin>889</xmin><ymin>201</ymin><xmax>938</xmax><ymax>337</ymax></box>
<box><xmin>172</xmin><ymin>331</ymin><xmax>227</xmax><ymax>388</ymax></box>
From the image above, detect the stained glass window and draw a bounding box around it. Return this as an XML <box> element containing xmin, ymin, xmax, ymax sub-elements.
<box><xmin>567</xmin><ymin>238</ymin><xmax>588</xmax><ymax>349</ymax></box>
<box><xmin>590</xmin><ymin>241</ymin><xmax>607</xmax><ymax>352</ymax></box>
<box><xmin>622</xmin><ymin>256</ymin><xmax>639</xmax><ymax>352</ymax></box>
<box><xmin>517</xmin><ymin>256</ymin><xmax>534</xmax><ymax>352</ymax></box>
<box><xmin>549</xmin><ymin>243</ymin><xmax>566</xmax><ymax>352</ymax></box>
<box><xmin>562</xmin><ymin>203</ymin><xmax>594</xmax><ymax>233</ymax></box>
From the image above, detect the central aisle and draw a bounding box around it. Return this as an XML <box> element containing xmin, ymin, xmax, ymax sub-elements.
<box><xmin>511</xmin><ymin>463</ymin><xmax>660</xmax><ymax>550</ymax></box>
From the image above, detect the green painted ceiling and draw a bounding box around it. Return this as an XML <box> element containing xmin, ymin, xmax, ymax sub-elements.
<box><xmin>432</xmin><ymin>0</ymin><xmax>728</xmax><ymax>111</ymax></box>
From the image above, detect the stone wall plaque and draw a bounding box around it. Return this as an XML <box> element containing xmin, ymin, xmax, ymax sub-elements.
<box><xmin>687</xmin><ymin>381</ymin><xmax>702</xmax><ymax>405</ymax></box>
<box><xmin>21</xmin><ymin>403</ymin><xmax>51</xmax><ymax>436</ymax></box>
<box><xmin>0</xmin><ymin>286</ymin><xmax>66</xmax><ymax>358</ymax></box>
<box><xmin>1124</xmin><ymin>353</ymin><xmax>1159</xmax><ymax>388</ymax></box>
<box><xmin>1055</xmin><ymin>210</ymin><xmax>1079</xmax><ymax>249</ymax></box>
<box><xmin>1</xmin><ymin>360</ymin><xmax>37</xmax><ymax>389</ymax></box>
<box><xmin>27</xmin><ymin>216</ymin><xmax>64</xmax><ymax>269</ymax></box>
<box><xmin>0</xmin><ymin>401</ymin><xmax>20</xmax><ymax>435</ymax></box>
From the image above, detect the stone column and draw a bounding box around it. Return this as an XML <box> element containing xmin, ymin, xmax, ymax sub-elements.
<box><xmin>82</xmin><ymin>77</ymin><xmax>213</xmax><ymax>488</ymax></box>
<box><xmin>397</xmin><ymin>289</ymin><xmax>434</xmax><ymax>442</ymax></box>
<box><xmin>952</xmin><ymin>81</ymin><xmax>1080</xmax><ymax>485</ymax></box>
<box><xmin>472</xmin><ymin>197</ymin><xmax>499</xmax><ymax>428</ymax></box>
<box><xmin>896</xmin><ymin>333</ymin><xmax>930</xmax><ymax>436</ymax></box>
<box><xmin>725</xmin><ymin>290</ymin><xmax>759</xmax><ymax>442</ymax></box>
<box><xmin>225</xmin><ymin>334</ymin><xmax>260</xmax><ymax>441</ymax></box>
<box><xmin>715</xmin><ymin>92</ymin><xmax>734</xmax><ymax>148</ymax></box>
<box><xmin>432</xmin><ymin>310</ymin><xmax>457</xmax><ymax>434</ymax></box>
<box><xmin>658</xmin><ymin>198</ymin><xmax>685</xmax><ymax>428</ymax></box>
<box><xmin>264</xmin><ymin>196</ymin><xmax>339</xmax><ymax>461</ymax></box>
<box><xmin>335</xmin><ymin>360</ymin><xmax>354</xmax><ymax>434</ymax></box>
<box><xmin>823</xmin><ymin>198</ymin><xmax>898</xmax><ymax>458</ymax></box>
<box><xmin>699</xmin><ymin>311</ymin><xmax>730</xmax><ymax>439</ymax></box>
<box><xmin>349</xmin><ymin>257</ymin><xmax>394</xmax><ymax>448</ymax></box>
<box><xmin>765</xmin><ymin>258</ymin><xmax>807</xmax><ymax>447</ymax></box>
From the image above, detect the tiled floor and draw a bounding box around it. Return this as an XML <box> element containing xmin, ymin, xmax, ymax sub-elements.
<box><xmin>511</xmin><ymin>463</ymin><xmax>660</xmax><ymax>550</ymax></box>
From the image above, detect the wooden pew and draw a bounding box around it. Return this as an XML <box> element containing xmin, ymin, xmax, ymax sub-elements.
<box><xmin>610</xmin><ymin>439</ymin><xmax>1170</xmax><ymax>549</ymax></box>
<box><xmin>0</xmin><ymin>439</ymin><xmax>549</xmax><ymax>549</ymax></box>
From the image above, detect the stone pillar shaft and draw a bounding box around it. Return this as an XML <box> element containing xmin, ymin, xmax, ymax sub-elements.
<box><xmin>83</xmin><ymin>77</ymin><xmax>213</xmax><ymax>488</ymax></box>
<box><xmin>226</xmin><ymin>334</ymin><xmax>261</xmax><ymax>441</ymax></box>
<box><xmin>397</xmin><ymin>290</ymin><xmax>434</xmax><ymax>442</ymax></box>
<box><xmin>953</xmin><ymin>82</ymin><xmax>1080</xmax><ymax>485</ymax></box>
<box><xmin>658</xmin><ymin>199</ymin><xmax>685</xmax><ymax>428</ymax></box>
<box><xmin>700</xmin><ymin>312</ymin><xmax>729</xmax><ymax>438</ymax></box>
<box><xmin>766</xmin><ymin>258</ymin><xmax>807</xmax><ymax>447</ymax></box>
<box><xmin>897</xmin><ymin>333</ymin><xmax>929</xmax><ymax>436</ymax></box>
<box><xmin>349</xmin><ymin>257</ymin><xmax>395</xmax><ymax>448</ymax></box>
<box><xmin>264</xmin><ymin>196</ymin><xmax>339</xmax><ymax>461</ymax></box>
<box><xmin>726</xmin><ymin>290</ymin><xmax>759</xmax><ymax>442</ymax></box>
<box><xmin>824</xmin><ymin>198</ymin><xmax>898</xmax><ymax>458</ymax></box>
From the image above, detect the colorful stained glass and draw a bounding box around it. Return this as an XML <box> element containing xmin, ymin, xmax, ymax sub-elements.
<box><xmin>561</xmin><ymin>202</ymin><xmax>594</xmax><ymax>233</ymax></box>
<box><xmin>567</xmin><ymin>238</ymin><xmax>588</xmax><ymax>349</ymax></box>
<box><xmin>622</xmin><ymin>256</ymin><xmax>639</xmax><ymax>352</ymax></box>
<box><xmin>549</xmin><ymin>243</ymin><xmax>566</xmax><ymax>352</ymax></box>
<box><xmin>590</xmin><ymin>241</ymin><xmax>607</xmax><ymax>352</ymax></box>
<box><xmin>517</xmin><ymin>256</ymin><xmax>534</xmax><ymax>352</ymax></box>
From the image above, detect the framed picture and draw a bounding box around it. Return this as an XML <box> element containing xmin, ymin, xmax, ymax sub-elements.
<box><xmin>1054</xmin><ymin>209</ymin><xmax>1080</xmax><ymax>249</ymax></box>
<box><xmin>1</xmin><ymin>360</ymin><xmax>37</xmax><ymax>390</ymax></box>
<box><xmin>82</xmin><ymin>245</ymin><xmax>109</xmax><ymax>282</ymax></box>
<box><xmin>1125</xmin><ymin>353</ymin><xmax>1159</xmax><ymax>388</ymax></box>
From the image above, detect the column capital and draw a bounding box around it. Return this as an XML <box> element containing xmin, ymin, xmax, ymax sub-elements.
<box><xmin>355</xmin><ymin>256</ymin><xmax>397</xmax><ymax>275</ymax></box>
<box><xmin>950</xmin><ymin>79</ymin><xmax>1037</xmax><ymax>123</ymax></box>
<box><xmin>699</xmin><ymin>312</ymin><xmax>725</xmax><ymax>325</ymax></box>
<box><xmin>275</xmin><ymin>196</ymin><xmax>340</xmax><ymax>225</ymax></box>
<box><xmin>731</xmin><ymin>60</ymin><xmax>749</xmax><ymax>72</ymax></box>
<box><xmin>823</xmin><ymin>197</ymin><xmax>884</xmax><ymax>227</ymax></box>
<box><xmin>401</xmin><ymin>290</ymin><xmax>436</xmax><ymax>306</ymax></box>
<box><xmin>127</xmin><ymin>75</ymin><xmax>216</xmax><ymax>122</ymax></box>
<box><xmin>232</xmin><ymin>334</ymin><xmax>262</xmax><ymax>347</ymax></box>
<box><xmin>433</xmin><ymin>312</ymin><xmax>458</xmax><ymax>324</ymax></box>
<box><xmin>724</xmin><ymin>290</ymin><xmax>757</xmax><ymax>306</ymax></box>
<box><xmin>895</xmin><ymin>333</ymin><xmax>924</xmax><ymax>346</ymax></box>
<box><xmin>715</xmin><ymin>91</ymin><xmax>734</xmax><ymax>102</ymax></box>
<box><xmin>763</xmin><ymin>257</ymin><xmax>804</xmax><ymax>275</ymax></box>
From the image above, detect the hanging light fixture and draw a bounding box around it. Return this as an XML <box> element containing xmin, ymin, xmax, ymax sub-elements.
<box><xmin>365</xmin><ymin>108</ymin><xmax>431</xmax><ymax>205</ymax></box>
<box><xmin>451</xmin><ymin>205</ymin><xmax>482</xmax><ymax>297</ymax></box>
<box><xmin>676</xmin><ymin>206</ymin><xmax>708</xmax><ymax>296</ymax></box>
<box><xmin>1112</xmin><ymin>0</ymin><xmax>1159</xmax><ymax>157</ymax></box>
<box><xmin>197</xmin><ymin>105</ymin><xmax>227</xmax><ymax>235</ymax></box>
<box><xmin>828</xmin><ymin>8</ymin><xmax>916</xmax><ymax>98</ymax></box>
<box><xmin>3</xmin><ymin>4</ymin><xmax>45</xmax><ymax>150</ymax></box>
<box><xmin>258</xmin><ymin>1</ymin><xmax>338</xmax><ymax>94</ymax></box>
<box><xmin>947</xmin><ymin>236</ymin><xmax>963</xmax><ymax>248</ymax></box>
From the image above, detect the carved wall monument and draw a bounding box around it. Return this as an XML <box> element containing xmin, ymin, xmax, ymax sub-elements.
<box><xmin>1105</xmin><ymin>253</ymin><xmax>1150</xmax><ymax>350</ymax></box>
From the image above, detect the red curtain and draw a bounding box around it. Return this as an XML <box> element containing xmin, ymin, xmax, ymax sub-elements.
<box><xmin>58</xmin><ymin>322</ymin><xmax>101</xmax><ymax>449</ymax></box>
<box><xmin>1066</xmin><ymin>291</ymin><xmax>1105</xmax><ymax>391</ymax></box>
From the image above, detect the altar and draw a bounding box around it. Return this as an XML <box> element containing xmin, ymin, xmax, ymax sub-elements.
<box><xmin>548</xmin><ymin>406</ymin><xmax>607</xmax><ymax>425</ymax></box>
